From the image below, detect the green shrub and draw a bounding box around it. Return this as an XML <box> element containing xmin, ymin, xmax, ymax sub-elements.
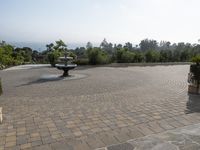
<box><xmin>48</xmin><ymin>50</ymin><xmax>61</xmax><ymax>67</ymax></box>
<box><xmin>116</xmin><ymin>48</ymin><xmax>136</xmax><ymax>63</ymax></box>
<box><xmin>190</xmin><ymin>55</ymin><xmax>200</xmax><ymax>82</ymax></box>
<box><xmin>192</xmin><ymin>55</ymin><xmax>200</xmax><ymax>65</ymax></box>
<box><xmin>74</xmin><ymin>58</ymin><xmax>89</xmax><ymax>65</ymax></box>
<box><xmin>68</xmin><ymin>52</ymin><xmax>77</xmax><ymax>59</ymax></box>
<box><xmin>87</xmin><ymin>48</ymin><xmax>110</xmax><ymax>65</ymax></box>
<box><xmin>145</xmin><ymin>50</ymin><xmax>160</xmax><ymax>62</ymax></box>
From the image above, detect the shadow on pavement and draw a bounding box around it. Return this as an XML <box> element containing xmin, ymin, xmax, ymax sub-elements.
<box><xmin>16</xmin><ymin>75</ymin><xmax>65</xmax><ymax>87</ymax></box>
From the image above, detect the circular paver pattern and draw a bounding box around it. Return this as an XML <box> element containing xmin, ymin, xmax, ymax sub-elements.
<box><xmin>0</xmin><ymin>65</ymin><xmax>200</xmax><ymax>150</ymax></box>
<box><xmin>40</xmin><ymin>73</ymin><xmax>88</xmax><ymax>81</ymax></box>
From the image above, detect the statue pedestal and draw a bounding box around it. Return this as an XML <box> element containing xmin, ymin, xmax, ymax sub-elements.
<box><xmin>0</xmin><ymin>107</ymin><xmax>2</xmax><ymax>124</ymax></box>
<box><xmin>55</xmin><ymin>56</ymin><xmax>77</xmax><ymax>77</ymax></box>
<box><xmin>188</xmin><ymin>66</ymin><xmax>200</xmax><ymax>95</ymax></box>
<box><xmin>188</xmin><ymin>84</ymin><xmax>200</xmax><ymax>94</ymax></box>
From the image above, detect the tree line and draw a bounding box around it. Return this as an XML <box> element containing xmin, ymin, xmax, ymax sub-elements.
<box><xmin>1</xmin><ymin>38</ymin><xmax>200</xmax><ymax>68</ymax></box>
<box><xmin>0</xmin><ymin>41</ymin><xmax>42</xmax><ymax>69</ymax></box>
<box><xmin>75</xmin><ymin>38</ymin><xmax>200</xmax><ymax>65</ymax></box>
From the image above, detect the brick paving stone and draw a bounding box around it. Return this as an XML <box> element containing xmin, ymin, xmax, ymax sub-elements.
<box><xmin>182</xmin><ymin>115</ymin><xmax>200</xmax><ymax>124</ymax></box>
<box><xmin>173</xmin><ymin>116</ymin><xmax>192</xmax><ymax>126</ymax></box>
<box><xmin>16</xmin><ymin>135</ymin><xmax>28</xmax><ymax>145</ymax></box>
<box><xmin>51</xmin><ymin>142</ymin><xmax>73</xmax><ymax>150</ymax></box>
<box><xmin>181</xmin><ymin>144</ymin><xmax>200</xmax><ymax>150</ymax></box>
<box><xmin>5</xmin><ymin>146</ymin><xmax>20</xmax><ymax>150</ymax></box>
<box><xmin>20</xmin><ymin>143</ymin><xmax>32</xmax><ymax>149</ymax></box>
<box><xmin>72</xmin><ymin>141</ymin><xmax>91</xmax><ymax>150</ymax></box>
<box><xmin>111</xmin><ymin>130</ymin><xmax>131</xmax><ymax>143</ymax></box>
<box><xmin>31</xmin><ymin>140</ymin><xmax>43</xmax><ymax>147</ymax></box>
<box><xmin>5</xmin><ymin>141</ymin><xmax>16</xmax><ymax>148</ymax></box>
<box><xmin>126</xmin><ymin>127</ymin><xmax>144</xmax><ymax>139</ymax></box>
<box><xmin>136</xmin><ymin>124</ymin><xmax>155</xmax><ymax>136</ymax></box>
<box><xmin>42</xmin><ymin>137</ymin><xmax>56</xmax><ymax>144</ymax></box>
<box><xmin>84</xmin><ymin>134</ymin><xmax>105</xmax><ymax>149</ymax></box>
<box><xmin>30</xmin><ymin>133</ymin><xmax>40</xmax><ymax>138</ymax></box>
<box><xmin>30</xmin><ymin>136</ymin><xmax>41</xmax><ymax>142</ymax></box>
<box><xmin>157</xmin><ymin>120</ymin><xmax>174</xmax><ymax>130</ymax></box>
<box><xmin>107</xmin><ymin>143</ymin><xmax>134</xmax><ymax>150</ymax></box>
<box><xmin>95</xmin><ymin>132</ymin><xmax>119</xmax><ymax>146</ymax></box>
<box><xmin>95</xmin><ymin>148</ymin><xmax>106</xmax><ymax>150</ymax></box>
<box><xmin>6</xmin><ymin>136</ymin><xmax>16</xmax><ymax>143</ymax></box>
<box><xmin>33</xmin><ymin>144</ymin><xmax>52</xmax><ymax>150</ymax></box>
<box><xmin>147</xmin><ymin>121</ymin><xmax>165</xmax><ymax>133</ymax></box>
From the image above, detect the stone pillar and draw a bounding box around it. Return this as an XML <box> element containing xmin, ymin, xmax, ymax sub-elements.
<box><xmin>188</xmin><ymin>64</ymin><xmax>200</xmax><ymax>94</ymax></box>
<box><xmin>0</xmin><ymin>107</ymin><xmax>2</xmax><ymax>124</ymax></box>
<box><xmin>0</xmin><ymin>78</ymin><xmax>2</xmax><ymax>123</ymax></box>
<box><xmin>0</xmin><ymin>78</ymin><xmax>2</xmax><ymax>95</ymax></box>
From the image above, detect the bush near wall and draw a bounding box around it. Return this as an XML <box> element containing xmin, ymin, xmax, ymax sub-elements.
<box><xmin>87</xmin><ymin>48</ymin><xmax>110</xmax><ymax>65</ymax></box>
<box><xmin>74</xmin><ymin>58</ymin><xmax>89</xmax><ymax>65</ymax></box>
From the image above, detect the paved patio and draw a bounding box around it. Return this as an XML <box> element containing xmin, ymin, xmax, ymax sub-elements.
<box><xmin>0</xmin><ymin>65</ymin><xmax>200</xmax><ymax>150</ymax></box>
<box><xmin>99</xmin><ymin>122</ymin><xmax>200</xmax><ymax>150</ymax></box>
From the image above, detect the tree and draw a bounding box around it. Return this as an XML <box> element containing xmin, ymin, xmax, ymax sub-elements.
<box><xmin>54</xmin><ymin>40</ymin><xmax>67</xmax><ymax>52</ymax></box>
<box><xmin>87</xmin><ymin>47</ymin><xmax>110</xmax><ymax>65</ymax></box>
<box><xmin>46</xmin><ymin>40</ymin><xmax>67</xmax><ymax>67</ymax></box>
<box><xmin>124</xmin><ymin>42</ymin><xmax>133</xmax><ymax>51</ymax></box>
<box><xmin>159</xmin><ymin>41</ymin><xmax>171</xmax><ymax>50</ymax></box>
<box><xmin>0</xmin><ymin>43</ymin><xmax>16</xmax><ymax>66</ymax></box>
<box><xmin>116</xmin><ymin>48</ymin><xmax>136</xmax><ymax>63</ymax></box>
<box><xmin>32</xmin><ymin>50</ymin><xmax>39</xmax><ymax>62</ymax></box>
<box><xmin>100</xmin><ymin>38</ymin><xmax>113</xmax><ymax>54</ymax></box>
<box><xmin>135</xmin><ymin>52</ymin><xmax>145</xmax><ymax>62</ymax></box>
<box><xmin>46</xmin><ymin>43</ymin><xmax>54</xmax><ymax>52</ymax></box>
<box><xmin>139</xmin><ymin>39</ymin><xmax>158</xmax><ymax>51</ymax></box>
<box><xmin>74</xmin><ymin>47</ymin><xmax>86</xmax><ymax>58</ymax></box>
<box><xmin>145</xmin><ymin>50</ymin><xmax>160</xmax><ymax>62</ymax></box>
<box><xmin>48</xmin><ymin>50</ymin><xmax>61</xmax><ymax>67</ymax></box>
<box><xmin>86</xmin><ymin>42</ymin><xmax>93</xmax><ymax>49</ymax></box>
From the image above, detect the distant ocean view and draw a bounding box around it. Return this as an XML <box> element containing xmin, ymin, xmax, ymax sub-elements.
<box><xmin>9</xmin><ymin>42</ymin><xmax>87</xmax><ymax>51</ymax></box>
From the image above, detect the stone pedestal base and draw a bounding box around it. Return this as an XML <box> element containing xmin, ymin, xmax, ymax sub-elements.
<box><xmin>0</xmin><ymin>107</ymin><xmax>2</xmax><ymax>124</ymax></box>
<box><xmin>188</xmin><ymin>85</ymin><xmax>200</xmax><ymax>94</ymax></box>
<box><xmin>0</xmin><ymin>78</ymin><xmax>2</xmax><ymax>95</ymax></box>
<box><xmin>62</xmin><ymin>70</ymin><xmax>69</xmax><ymax>77</ymax></box>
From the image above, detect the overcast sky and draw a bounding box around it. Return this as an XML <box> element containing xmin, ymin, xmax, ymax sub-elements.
<box><xmin>1</xmin><ymin>0</ymin><xmax>200</xmax><ymax>45</ymax></box>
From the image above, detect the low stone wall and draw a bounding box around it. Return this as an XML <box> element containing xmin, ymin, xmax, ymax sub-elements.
<box><xmin>76</xmin><ymin>62</ymin><xmax>191</xmax><ymax>70</ymax></box>
<box><xmin>106</xmin><ymin>62</ymin><xmax>191</xmax><ymax>67</ymax></box>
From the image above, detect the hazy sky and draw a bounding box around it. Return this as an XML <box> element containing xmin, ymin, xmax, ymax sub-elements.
<box><xmin>1</xmin><ymin>0</ymin><xmax>200</xmax><ymax>45</ymax></box>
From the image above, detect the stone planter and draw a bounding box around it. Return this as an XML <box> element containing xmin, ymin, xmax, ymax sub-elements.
<box><xmin>0</xmin><ymin>78</ymin><xmax>2</xmax><ymax>95</ymax></box>
<box><xmin>188</xmin><ymin>64</ymin><xmax>200</xmax><ymax>94</ymax></box>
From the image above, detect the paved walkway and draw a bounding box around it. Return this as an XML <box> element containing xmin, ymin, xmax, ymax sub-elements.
<box><xmin>0</xmin><ymin>65</ymin><xmax>200</xmax><ymax>150</ymax></box>
<box><xmin>98</xmin><ymin>123</ymin><xmax>200</xmax><ymax>150</ymax></box>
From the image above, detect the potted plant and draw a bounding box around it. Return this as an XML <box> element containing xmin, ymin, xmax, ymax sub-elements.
<box><xmin>188</xmin><ymin>55</ymin><xmax>200</xmax><ymax>94</ymax></box>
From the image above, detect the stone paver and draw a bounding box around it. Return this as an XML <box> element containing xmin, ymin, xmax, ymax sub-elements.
<box><xmin>101</xmin><ymin>123</ymin><xmax>200</xmax><ymax>150</ymax></box>
<box><xmin>0</xmin><ymin>65</ymin><xmax>200</xmax><ymax>149</ymax></box>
